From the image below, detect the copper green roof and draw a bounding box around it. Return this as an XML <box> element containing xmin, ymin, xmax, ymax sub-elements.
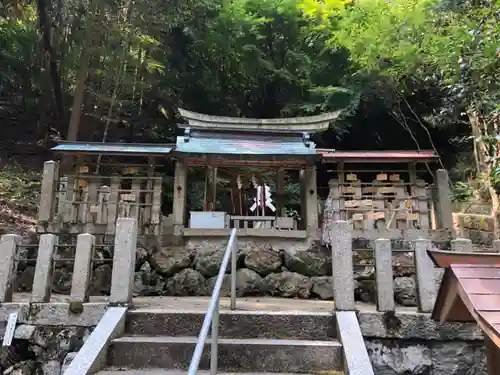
<box><xmin>178</xmin><ymin>108</ymin><xmax>339</xmax><ymax>133</ymax></box>
<box><xmin>174</xmin><ymin>133</ymin><xmax>316</xmax><ymax>157</ymax></box>
<box><xmin>52</xmin><ymin>142</ymin><xmax>173</xmax><ymax>155</ymax></box>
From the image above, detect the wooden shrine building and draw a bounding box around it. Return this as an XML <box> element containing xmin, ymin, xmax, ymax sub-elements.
<box><xmin>428</xmin><ymin>249</ymin><xmax>500</xmax><ymax>374</ymax></box>
<box><xmin>39</xmin><ymin>108</ymin><xmax>452</xmax><ymax>243</ymax></box>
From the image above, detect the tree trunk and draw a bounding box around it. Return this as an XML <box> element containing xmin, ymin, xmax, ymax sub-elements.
<box><xmin>36</xmin><ymin>0</ymin><xmax>64</xmax><ymax>134</ymax></box>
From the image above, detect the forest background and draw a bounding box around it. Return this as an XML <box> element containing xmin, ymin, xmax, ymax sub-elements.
<box><xmin>0</xmin><ymin>0</ymin><xmax>498</xmax><ymax>225</ymax></box>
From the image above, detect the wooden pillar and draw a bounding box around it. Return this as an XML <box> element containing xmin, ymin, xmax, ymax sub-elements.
<box><xmin>276</xmin><ymin>168</ymin><xmax>285</xmax><ymax>216</ymax></box>
<box><xmin>299</xmin><ymin>169</ymin><xmax>307</xmax><ymax>229</ymax></box>
<box><xmin>173</xmin><ymin>160</ymin><xmax>187</xmax><ymax>235</ymax></box>
<box><xmin>485</xmin><ymin>335</ymin><xmax>500</xmax><ymax>375</ymax></box>
<box><xmin>204</xmin><ymin>166</ymin><xmax>217</xmax><ymax>211</ymax></box>
<box><xmin>305</xmin><ymin>166</ymin><xmax>318</xmax><ymax>231</ymax></box>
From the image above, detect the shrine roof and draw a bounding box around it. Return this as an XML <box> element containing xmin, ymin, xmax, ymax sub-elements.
<box><xmin>317</xmin><ymin>149</ymin><xmax>440</xmax><ymax>162</ymax></box>
<box><xmin>174</xmin><ymin>132</ymin><xmax>316</xmax><ymax>158</ymax></box>
<box><xmin>428</xmin><ymin>249</ymin><xmax>500</xmax><ymax>349</ymax></box>
<box><xmin>178</xmin><ymin>108</ymin><xmax>340</xmax><ymax>133</ymax></box>
<box><xmin>52</xmin><ymin>142</ymin><xmax>174</xmax><ymax>156</ymax></box>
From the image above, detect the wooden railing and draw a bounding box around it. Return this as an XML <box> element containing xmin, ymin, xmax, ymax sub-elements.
<box><xmin>229</xmin><ymin>216</ymin><xmax>295</xmax><ymax>230</ymax></box>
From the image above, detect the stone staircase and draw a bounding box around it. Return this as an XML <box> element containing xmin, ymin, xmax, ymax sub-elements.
<box><xmin>94</xmin><ymin>308</ymin><xmax>345</xmax><ymax>374</ymax></box>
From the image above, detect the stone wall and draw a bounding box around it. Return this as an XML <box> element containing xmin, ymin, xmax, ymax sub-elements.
<box><xmin>129</xmin><ymin>236</ymin><xmax>422</xmax><ymax>305</ymax></box>
<box><xmin>0</xmin><ymin>325</ymin><xmax>93</xmax><ymax>375</ymax></box>
<box><xmin>452</xmin><ymin>212</ymin><xmax>495</xmax><ymax>245</ymax></box>
<box><xmin>359</xmin><ymin>311</ymin><xmax>485</xmax><ymax>375</ymax></box>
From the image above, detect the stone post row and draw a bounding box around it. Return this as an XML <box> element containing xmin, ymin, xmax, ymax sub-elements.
<box><xmin>110</xmin><ymin>218</ymin><xmax>138</xmax><ymax>304</ymax></box>
<box><xmin>0</xmin><ymin>234</ymin><xmax>21</xmax><ymax>302</ymax></box>
<box><xmin>331</xmin><ymin>220</ymin><xmax>355</xmax><ymax>311</ymax></box>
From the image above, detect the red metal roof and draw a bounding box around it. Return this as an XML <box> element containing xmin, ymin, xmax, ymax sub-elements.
<box><xmin>317</xmin><ymin>149</ymin><xmax>439</xmax><ymax>162</ymax></box>
<box><xmin>431</xmin><ymin>252</ymin><xmax>500</xmax><ymax>350</ymax></box>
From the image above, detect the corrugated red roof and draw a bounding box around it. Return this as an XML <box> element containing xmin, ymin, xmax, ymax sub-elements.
<box><xmin>317</xmin><ymin>149</ymin><xmax>439</xmax><ymax>161</ymax></box>
<box><xmin>431</xmin><ymin>256</ymin><xmax>500</xmax><ymax>350</ymax></box>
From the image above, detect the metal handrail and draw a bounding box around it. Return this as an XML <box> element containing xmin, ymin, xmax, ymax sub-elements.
<box><xmin>187</xmin><ymin>228</ymin><xmax>238</xmax><ymax>375</ymax></box>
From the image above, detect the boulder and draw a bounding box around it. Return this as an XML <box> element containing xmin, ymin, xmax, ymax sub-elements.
<box><xmin>165</xmin><ymin>269</ymin><xmax>207</xmax><ymax>296</ymax></box>
<box><xmin>367</xmin><ymin>340</ymin><xmax>432</xmax><ymax>375</ymax></box>
<box><xmin>244</xmin><ymin>248</ymin><xmax>282</xmax><ymax>276</ymax></box>
<box><xmin>3</xmin><ymin>360</ymin><xmax>36</xmax><ymax>375</ymax></box>
<box><xmin>264</xmin><ymin>271</ymin><xmax>312</xmax><ymax>298</ymax></box>
<box><xmin>150</xmin><ymin>246</ymin><xmax>192</xmax><ymax>277</ymax></box>
<box><xmin>355</xmin><ymin>279</ymin><xmax>375</xmax><ymax>303</ymax></box>
<box><xmin>283</xmin><ymin>242</ymin><xmax>331</xmax><ymax>276</ymax></box>
<box><xmin>394</xmin><ymin>276</ymin><xmax>417</xmax><ymax>306</ymax></box>
<box><xmin>207</xmin><ymin>268</ymin><xmax>264</xmax><ymax>297</ymax></box>
<box><xmin>40</xmin><ymin>360</ymin><xmax>61</xmax><ymax>375</ymax></box>
<box><xmin>195</xmin><ymin>251</ymin><xmax>225</xmax><ymax>278</ymax></box>
<box><xmin>61</xmin><ymin>352</ymin><xmax>77</xmax><ymax>373</ymax></box>
<box><xmin>311</xmin><ymin>276</ymin><xmax>333</xmax><ymax>300</ymax></box>
<box><xmin>90</xmin><ymin>264</ymin><xmax>112</xmax><ymax>295</ymax></box>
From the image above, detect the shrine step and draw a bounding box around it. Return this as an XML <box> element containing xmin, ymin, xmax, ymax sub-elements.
<box><xmin>97</xmin><ymin>371</ymin><xmax>344</xmax><ymax>375</ymax></box>
<box><xmin>107</xmin><ymin>336</ymin><xmax>343</xmax><ymax>373</ymax></box>
<box><xmin>125</xmin><ymin>309</ymin><xmax>336</xmax><ymax>340</ymax></box>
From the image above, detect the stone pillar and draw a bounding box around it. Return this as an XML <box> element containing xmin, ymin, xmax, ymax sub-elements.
<box><xmin>374</xmin><ymin>238</ymin><xmax>395</xmax><ymax>312</ymax></box>
<box><xmin>451</xmin><ymin>238</ymin><xmax>473</xmax><ymax>252</ymax></box>
<box><xmin>304</xmin><ymin>166</ymin><xmax>318</xmax><ymax>231</ymax></box>
<box><xmin>331</xmin><ymin>220</ymin><xmax>355</xmax><ymax>310</ymax></box>
<box><xmin>172</xmin><ymin>161</ymin><xmax>187</xmax><ymax>235</ymax></box>
<box><xmin>71</xmin><ymin>233</ymin><xmax>95</xmax><ymax>302</ymax></box>
<box><xmin>32</xmin><ymin>234</ymin><xmax>58</xmax><ymax>302</ymax></box>
<box><xmin>414</xmin><ymin>238</ymin><xmax>436</xmax><ymax>313</ymax></box>
<box><xmin>435</xmin><ymin>169</ymin><xmax>453</xmax><ymax>230</ymax></box>
<box><xmin>110</xmin><ymin>218</ymin><xmax>138</xmax><ymax>304</ymax></box>
<box><xmin>0</xmin><ymin>234</ymin><xmax>21</xmax><ymax>302</ymax></box>
<box><xmin>38</xmin><ymin>161</ymin><xmax>59</xmax><ymax>223</ymax></box>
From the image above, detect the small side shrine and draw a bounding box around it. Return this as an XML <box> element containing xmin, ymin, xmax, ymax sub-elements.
<box><xmin>428</xmin><ymin>249</ymin><xmax>500</xmax><ymax>374</ymax></box>
<box><xmin>171</xmin><ymin>108</ymin><xmax>339</xmax><ymax>238</ymax></box>
<box><xmin>36</xmin><ymin>107</ymin><xmax>453</xmax><ymax>244</ymax></box>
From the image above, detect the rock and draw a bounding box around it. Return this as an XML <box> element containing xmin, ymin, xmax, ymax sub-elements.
<box><xmin>393</xmin><ymin>253</ymin><xmax>414</xmax><ymax>277</ymax></box>
<box><xmin>165</xmin><ymin>269</ymin><xmax>206</xmax><ymax>296</ymax></box>
<box><xmin>51</xmin><ymin>267</ymin><xmax>73</xmax><ymax>294</ymax></box>
<box><xmin>244</xmin><ymin>248</ymin><xmax>282</xmax><ymax>276</ymax></box>
<box><xmin>367</xmin><ymin>340</ymin><xmax>432</xmax><ymax>375</ymax></box>
<box><xmin>14</xmin><ymin>325</ymin><xmax>36</xmax><ymax>341</ymax></box>
<box><xmin>207</xmin><ymin>268</ymin><xmax>264</xmax><ymax>297</ymax></box>
<box><xmin>354</xmin><ymin>266</ymin><xmax>375</xmax><ymax>281</ymax></box>
<box><xmin>311</xmin><ymin>276</ymin><xmax>333</xmax><ymax>300</ymax></box>
<box><xmin>61</xmin><ymin>352</ymin><xmax>77</xmax><ymax>373</ymax></box>
<box><xmin>150</xmin><ymin>247</ymin><xmax>191</xmax><ymax>277</ymax></box>
<box><xmin>394</xmin><ymin>276</ymin><xmax>417</xmax><ymax>306</ymax></box>
<box><xmin>283</xmin><ymin>242</ymin><xmax>331</xmax><ymax>276</ymax></box>
<box><xmin>195</xmin><ymin>251</ymin><xmax>224</xmax><ymax>278</ymax></box>
<box><xmin>90</xmin><ymin>264</ymin><xmax>112</xmax><ymax>295</ymax></box>
<box><xmin>264</xmin><ymin>271</ymin><xmax>312</xmax><ymax>298</ymax></box>
<box><xmin>41</xmin><ymin>360</ymin><xmax>61</xmax><ymax>375</ymax></box>
<box><xmin>355</xmin><ymin>279</ymin><xmax>375</xmax><ymax>303</ymax></box>
<box><xmin>14</xmin><ymin>267</ymin><xmax>35</xmax><ymax>292</ymax></box>
<box><xmin>135</xmin><ymin>246</ymin><xmax>150</xmax><ymax>267</ymax></box>
<box><xmin>431</xmin><ymin>342</ymin><xmax>485</xmax><ymax>375</ymax></box>
<box><xmin>3</xmin><ymin>360</ymin><xmax>36</xmax><ymax>375</ymax></box>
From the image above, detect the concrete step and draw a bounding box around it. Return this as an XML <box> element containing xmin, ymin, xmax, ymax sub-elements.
<box><xmin>125</xmin><ymin>309</ymin><xmax>335</xmax><ymax>340</ymax></box>
<box><xmin>97</xmin><ymin>370</ymin><xmax>344</xmax><ymax>375</ymax></box>
<box><xmin>107</xmin><ymin>336</ymin><xmax>343</xmax><ymax>373</ymax></box>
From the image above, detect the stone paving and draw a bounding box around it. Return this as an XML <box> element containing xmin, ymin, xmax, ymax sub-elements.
<box><xmin>10</xmin><ymin>292</ymin><xmax>418</xmax><ymax>313</ymax></box>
